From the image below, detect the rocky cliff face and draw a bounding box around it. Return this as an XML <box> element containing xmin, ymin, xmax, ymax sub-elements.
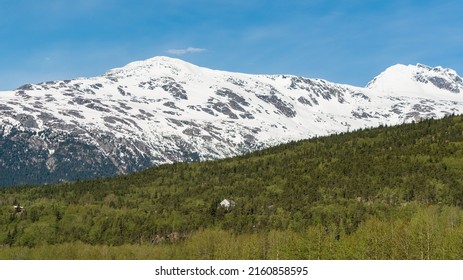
<box><xmin>1</xmin><ymin>57</ymin><xmax>462</xmax><ymax>187</ymax></box>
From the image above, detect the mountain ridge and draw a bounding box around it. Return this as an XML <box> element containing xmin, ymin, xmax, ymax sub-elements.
<box><xmin>0</xmin><ymin>56</ymin><xmax>462</xmax><ymax>187</ymax></box>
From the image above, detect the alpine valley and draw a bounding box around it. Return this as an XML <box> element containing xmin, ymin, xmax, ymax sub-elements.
<box><xmin>1</xmin><ymin>56</ymin><xmax>462</xmax><ymax>187</ymax></box>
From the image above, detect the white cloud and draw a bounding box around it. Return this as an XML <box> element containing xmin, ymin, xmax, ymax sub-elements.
<box><xmin>166</xmin><ymin>47</ymin><xmax>206</xmax><ymax>55</ymax></box>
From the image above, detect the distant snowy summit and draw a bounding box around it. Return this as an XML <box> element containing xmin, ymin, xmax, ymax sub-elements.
<box><xmin>367</xmin><ymin>63</ymin><xmax>463</xmax><ymax>96</ymax></box>
<box><xmin>0</xmin><ymin>56</ymin><xmax>462</xmax><ymax>187</ymax></box>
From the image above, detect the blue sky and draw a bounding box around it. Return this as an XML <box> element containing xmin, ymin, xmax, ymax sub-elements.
<box><xmin>0</xmin><ymin>0</ymin><xmax>462</xmax><ymax>90</ymax></box>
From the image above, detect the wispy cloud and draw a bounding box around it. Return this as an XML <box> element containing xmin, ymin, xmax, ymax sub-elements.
<box><xmin>166</xmin><ymin>47</ymin><xmax>206</xmax><ymax>55</ymax></box>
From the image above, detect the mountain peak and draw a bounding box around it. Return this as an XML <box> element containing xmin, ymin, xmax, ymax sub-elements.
<box><xmin>126</xmin><ymin>56</ymin><xmax>194</xmax><ymax>68</ymax></box>
<box><xmin>367</xmin><ymin>63</ymin><xmax>463</xmax><ymax>95</ymax></box>
<box><xmin>105</xmin><ymin>56</ymin><xmax>206</xmax><ymax>79</ymax></box>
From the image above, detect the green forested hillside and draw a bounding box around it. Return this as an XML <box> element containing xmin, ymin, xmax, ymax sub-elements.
<box><xmin>1</xmin><ymin>115</ymin><xmax>463</xmax><ymax>259</ymax></box>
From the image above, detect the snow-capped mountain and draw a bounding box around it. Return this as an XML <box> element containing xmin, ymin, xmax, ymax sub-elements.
<box><xmin>1</xmin><ymin>56</ymin><xmax>462</xmax><ymax>187</ymax></box>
